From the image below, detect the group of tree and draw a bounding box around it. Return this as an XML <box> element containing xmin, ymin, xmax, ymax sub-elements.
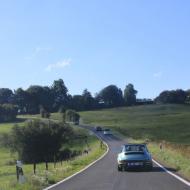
<box><xmin>155</xmin><ymin>89</ymin><xmax>189</xmax><ymax>104</ymax></box>
<box><xmin>95</xmin><ymin>84</ymin><xmax>138</xmax><ymax>107</ymax></box>
<box><xmin>0</xmin><ymin>80</ymin><xmax>138</xmax><ymax>116</ymax></box>
<box><xmin>4</xmin><ymin>118</ymin><xmax>91</xmax><ymax>174</ymax></box>
<box><xmin>2</xmin><ymin>78</ymin><xmax>190</xmax><ymax>120</ymax></box>
<box><xmin>7</xmin><ymin>120</ymin><xmax>77</xmax><ymax>173</ymax></box>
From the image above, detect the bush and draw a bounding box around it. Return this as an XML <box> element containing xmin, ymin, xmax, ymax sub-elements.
<box><xmin>0</xmin><ymin>104</ymin><xmax>18</xmax><ymax>122</ymax></box>
<box><xmin>66</xmin><ymin>110</ymin><xmax>80</xmax><ymax>123</ymax></box>
<box><xmin>10</xmin><ymin>120</ymin><xmax>73</xmax><ymax>164</ymax></box>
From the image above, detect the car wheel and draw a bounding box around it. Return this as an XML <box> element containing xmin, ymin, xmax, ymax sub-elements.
<box><xmin>146</xmin><ymin>165</ymin><xmax>153</xmax><ymax>171</ymax></box>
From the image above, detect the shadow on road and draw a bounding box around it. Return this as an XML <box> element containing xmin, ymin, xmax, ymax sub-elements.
<box><xmin>123</xmin><ymin>166</ymin><xmax>177</xmax><ymax>173</ymax></box>
<box><xmin>152</xmin><ymin>166</ymin><xmax>177</xmax><ymax>172</ymax></box>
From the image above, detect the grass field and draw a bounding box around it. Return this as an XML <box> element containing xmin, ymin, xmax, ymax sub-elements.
<box><xmin>80</xmin><ymin>104</ymin><xmax>190</xmax><ymax>144</ymax></box>
<box><xmin>0</xmin><ymin>120</ymin><xmax>25</xmax><ymax>134</ymax></box>
<box><xmin>80</xmin><ymin>104</ymin><xmax>190</xmax><ymax>179</ymax></box>
<box><xmin>0</xmin><ymin>114</ymin><xmax>106</xmax><ymax>190</ymax></box>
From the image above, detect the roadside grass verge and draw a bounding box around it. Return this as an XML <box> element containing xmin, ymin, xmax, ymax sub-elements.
<box><xmin>0</xmin><ymin>134</ymin><xmax>106</xmax><ymax>190</ymax></box>
<box><xmin>80</xmin><ymin>104</ymin><xmax>190</xmax><ymax>180</ymax></box>
<box><xmin>0</xmin><ymin>115</ymin><xmax>107</xmax><ymax>190</ymax></box>
<box><xmin>127</xmin><ymin>138</ymin><xmax>190</xmax><ymax>180</ymax></box>
<box><xmin>149</xmin><ymin>142</ymin><xmax>190</xmax><ymax>180</ymax></box>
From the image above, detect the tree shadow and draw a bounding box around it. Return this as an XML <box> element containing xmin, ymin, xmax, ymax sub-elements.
<box><xmin>152</xmin><ymin>166</ymin><xmax>177</xmax><ymax>172</ymax></box>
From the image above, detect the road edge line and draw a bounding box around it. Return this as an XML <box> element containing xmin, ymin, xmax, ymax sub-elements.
<box><xmin>43</xmin><ymin>132</ymin><xmax>109</xmax><ymax>190</ymax></box>
<box><xmin>153</xmin><ymin>159</ymin><xmax>190</xmax><ymax>187</ymax></box>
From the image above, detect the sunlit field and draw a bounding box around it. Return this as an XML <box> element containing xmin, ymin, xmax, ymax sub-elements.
<box><xmin>0</xmin><ymin>115</ymin><xmax>106</xmax><ymax>190</ymax></box>
<box><xmin>80</xmin><ymin>104</ymin><xmax>190</xmax><ymax>179</ymax></box>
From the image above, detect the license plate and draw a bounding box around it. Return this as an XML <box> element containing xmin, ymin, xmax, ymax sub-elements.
<box><xmin>128</xmin><ymin>162</ymin><xmax>143</xmax><ymax>166</ymax></box>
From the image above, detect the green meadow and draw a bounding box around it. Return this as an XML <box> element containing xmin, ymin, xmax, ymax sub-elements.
<box><xmin>80</xmin><ymin>104</ymin><xmax>190</xmax><ymax>179</ymax></box>
<box><xmin>0</xmin><ymin>115</ymin><xmax>106</xmax><ymax>190</ymax></box>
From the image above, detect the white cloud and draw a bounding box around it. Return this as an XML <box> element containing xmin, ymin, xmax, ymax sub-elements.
<box><xmin>45</xmin><ymin>59</ymin><xmax>71</xmax><ymax>72</ymax></box>
<box><xmin>153</xmin><ymin>72</ymin><xmax>163</xmax><ymax>78</ymax></box>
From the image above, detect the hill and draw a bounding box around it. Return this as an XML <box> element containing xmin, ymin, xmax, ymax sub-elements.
<box><xmin>80</xmin><ymin>104</ymin><xmax>190</xmax><ymax>144</ymax></box>
<box><xmin>80</xmin><ymin>104</ymin><xmax>190</xmax><ymax>179</ymax></box>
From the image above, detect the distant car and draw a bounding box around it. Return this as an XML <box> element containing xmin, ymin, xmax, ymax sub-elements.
<box><xmin>95</xmin><ymin>126</ymin><xmax>102</xmax><ymax>131</ymax></box>
<box><xmin>117</xmin><ymin>144</ymin><xmax>153</xmax><ymax>171</ymax></box>
<box><xmin>103</xmin><ymin>128</ymin><xmax>112</xmax><ymax>135</ymax></box>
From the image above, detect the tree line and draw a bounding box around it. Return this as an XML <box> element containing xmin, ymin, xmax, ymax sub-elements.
<box><xmin>1</xmin><ymin>119</ymin><xmax>90</xmax><ymax>174</ymax></box>
<box><xmin>155</xmin><ymin>89</ymin><xmax>189</xmax><ymax>104</ymax></box>
<box><xmin>0</xmin><ymin>78</ymin><xmax>190</xmax><ymax>122</ymax></box>
<box><xmin>0</xmin><ymin>79</ymin><xmax>138</xmax><ymax>116</ymax></box>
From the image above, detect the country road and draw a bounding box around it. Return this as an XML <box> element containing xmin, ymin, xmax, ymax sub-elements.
<box><xmin>47</xmin><ymin>125</ymin><xmax>190</xmax><ymax>190</ymax></box>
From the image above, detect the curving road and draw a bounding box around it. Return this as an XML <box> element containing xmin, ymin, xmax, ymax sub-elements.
<box><xmin>47</xmin><ymin>125</ymin><xmax>190</xmax><ymax>190</ymax></box>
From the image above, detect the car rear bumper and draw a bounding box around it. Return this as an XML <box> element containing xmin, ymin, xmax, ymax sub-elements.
<box><xmin>118</xmin><ymin>160</ymin><xmax>153</xmax><ymax>170</ymax></box>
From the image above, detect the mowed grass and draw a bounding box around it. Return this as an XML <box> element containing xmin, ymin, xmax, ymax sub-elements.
<box><xmin>0</xmin><ymin>120</ymin><xmax>25</xmax><ymax>134</ymax></box>
<box><xmin>80</xmin><ymin>104</ymin><xmax>190</xmax><ymax>179</ymax></box>
<box><xmin>80</xmin><ymin>104</ymin><xmax>190</xmax><ymax>144</ymax></box>
<box><xmin>0</xmin><ymin>114</ymin><xmax>106</xmax><ymax>190</ymax></box>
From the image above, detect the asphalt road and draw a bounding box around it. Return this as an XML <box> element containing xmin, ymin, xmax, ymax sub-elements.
<box><xmin>50</xmin><ymin>125</ymin><xmax>190</xmax><ymax>190</ymax></box>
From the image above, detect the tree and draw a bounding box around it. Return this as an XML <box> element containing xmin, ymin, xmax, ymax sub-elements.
<box><xmin>186</xmin><ymin>89</ymin><xmax>190</xmax><ymax>103</ymax></box>
<box><xmin>26</xmin><ymin>85</ymin><xmax>45</xmax><ymax>114</ymax></box>
<box><xmin>124</xmin><ymin>84</ymin><xmax>137</xmax><ymax>106</ymax></box>
<box><xmin>0</xmin><ymin>88</ymin><xmax>14</xmax><ymax>104</ymax></box>
<box><xmin>51</xmin><ymin>79</ymin><xmax>69</xmax><ymax>111</ymax></box>
<box><xmin>97</xmin><ymin>85</ymin><xmax>124</xmax><ymax>107</ymax></box>
<box><xmin>10</xmin><ymin>120</ymin><xmax>73</xmax><ymax>173</ymax></box>
<box><xmin>71</xmin><ymin>95</ymin><xmax>84</xmax><ymax>111</ymax></box>
<box><xmin>26</xmin><ymin>85</ymin><xmax>54</xmax><ymax>114</ymax></box>
<box><xmin>14</xmin><ymin>88</ymin><xmax>29</xmax><ymax>114</ymax></box>
<box><xmin>155</xmin><ymin>89</ymin><xmax>187</xmax><ymax>104</ymax></box>
<box><xmin>66</xmin><ymin>110</ymin><xmax>80</xmax><ymax>124</ymax></box>
<box><xmin>82</xmin><ymin>89</ymin><xmax>95</xmax><ymax>110</ymax></box>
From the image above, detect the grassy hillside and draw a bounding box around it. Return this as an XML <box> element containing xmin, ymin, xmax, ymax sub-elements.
<box><xmin>80</xmin><ymin>104</ymin><xmax>190</xmax><ymax>144</ymax></box>
<box><xmin>80</xmin><ymin>104</ymin><xmax>190</xmax><ymax>179</ymax></box>
<box><xmin>0</xmin><ymin>115</ymin><xmax>106</xmax><ymax>190</ymax></box>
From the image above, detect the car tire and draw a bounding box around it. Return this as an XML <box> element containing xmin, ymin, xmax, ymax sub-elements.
<box><xmin>146</xmin><ymin>165</ymin><xmax>153</xmax><ymax>171</ymax></box>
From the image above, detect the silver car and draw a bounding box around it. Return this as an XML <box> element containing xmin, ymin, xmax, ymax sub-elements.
<box><xmin>103</xmin><ymin>128</ymin><xmax>112</xmax><ymax>135</ymax></box>
<box><xmin>117</xmin><ymin>144</ymin><xmax>153</xmax><ymax>171</ymax></box>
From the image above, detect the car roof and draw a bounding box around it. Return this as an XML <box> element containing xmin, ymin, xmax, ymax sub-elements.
<box><xmin>123</xmin><ymin>143</ymin><xmax>146</xmax><ymax>147</ymax></box>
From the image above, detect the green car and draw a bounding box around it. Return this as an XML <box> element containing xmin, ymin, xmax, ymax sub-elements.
<box><xmin>117</xmin><ymin>144</ymin><xmax>153</xmax><ymax>171</ymax></box>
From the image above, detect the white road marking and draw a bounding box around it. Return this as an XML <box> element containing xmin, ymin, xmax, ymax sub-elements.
<box><xmin>43</xmin><ymin>132</ymin><xmax>109</xmax><ymax>190</ymax></box>
<box><xmin>43</xmin><ymin>127</ymin><xmax>190</xmax><ymax>189</ymax></box>
<box><xmin>153</xmin><ymin>159</ymin><xmax>190</xmax><ymax>187</ymax></box>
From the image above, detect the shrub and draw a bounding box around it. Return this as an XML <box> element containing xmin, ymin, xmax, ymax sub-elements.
<box><xmin>0</xmin><ymin>104</ymin><xmax>18</xmax><ymax>122</ymax></box>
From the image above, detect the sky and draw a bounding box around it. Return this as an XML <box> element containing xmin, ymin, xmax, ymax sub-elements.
<box><xmin>0</xmin><ymin>0</ymin><xmax>190</xmax><ymax>99</ymax></box>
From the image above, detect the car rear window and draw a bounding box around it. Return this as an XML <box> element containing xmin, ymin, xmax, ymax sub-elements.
<box><xmin>124</xmin><ymin>145</ymin><xmax>145</xmax><ymax>152</ymax></box>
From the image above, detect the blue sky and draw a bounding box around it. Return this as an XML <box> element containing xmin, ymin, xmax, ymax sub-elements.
<box><xmin>0</xmin><ymin>0</ymin><xmax>190</xmax><ymax>98</ymax></box>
